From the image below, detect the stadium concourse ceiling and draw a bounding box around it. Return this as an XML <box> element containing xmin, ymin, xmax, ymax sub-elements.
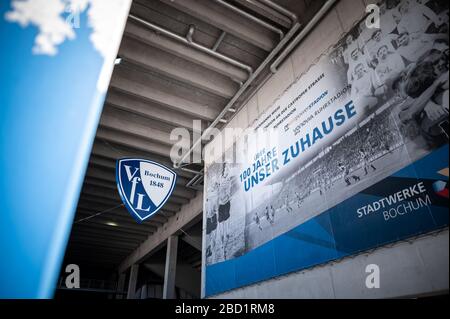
<box><xmin>65</xmin><ymin>0</ymin><xmax>326</xmax><ymax>275</ymax></box>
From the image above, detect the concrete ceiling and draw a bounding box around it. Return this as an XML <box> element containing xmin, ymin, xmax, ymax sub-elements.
<box><xmin>64</xmin><ymin>0</ymin><xmax>324</xmax><ymax>277</ymax></box>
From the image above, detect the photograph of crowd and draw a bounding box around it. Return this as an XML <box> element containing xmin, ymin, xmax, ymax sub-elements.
<box><xmin>204</xmin><ymin>0</ymin><xmax>449</xmax><ymax>266</ymax></box>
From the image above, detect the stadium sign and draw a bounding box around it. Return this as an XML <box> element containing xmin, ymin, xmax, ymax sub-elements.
<box><xmin>203</xmin><ymin>0</ymin><xmax>449</xmax><ymax>297</ymax></box>
<box><xmin>116</xmin><ymin>159</ymin><xmax>177</xmax><ymax>222</ymax></box>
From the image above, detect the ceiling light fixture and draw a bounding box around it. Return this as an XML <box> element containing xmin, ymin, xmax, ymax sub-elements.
<box><xmin>105</xmin><ymin>221</ymin><xmax>119</xmax><ymax>227</ymax></box>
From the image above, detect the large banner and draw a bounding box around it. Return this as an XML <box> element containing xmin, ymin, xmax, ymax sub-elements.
<box><xmin>203</xmin><ymin>0</ymin><xmax>449</xmax><ymax>297</ymax></box>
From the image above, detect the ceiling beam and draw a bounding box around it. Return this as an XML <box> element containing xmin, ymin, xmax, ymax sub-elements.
<box><xmin>89</xmin><ymin>141</ymin><xmax>195</xmax><ymax>180</ymax></box>
<box><xmin>106</xmin><ymin>90</ymin><xmax>196</xmax><ymax>130</ymax></box>
<box><xmin>233</xmin><ymin>0</ymin><xmax>292</xmax><ymax>28</ymax></box>
<box><xmin>85</xmin><ymin>164</ymin><xmax>190</xmax><ymax>189</ymax></box>
<box><xmin>99</xmin><ymin>107</ymin><xmax>192</xmax><ymax>150</ymax></box>
<box><xmin>89</xmin><ymin>155</ymin><xmax>116</xmax><ymax>170</ymax></box>
<box><xmin>68</xmin><ymin>233</ymin><xmax>139</xmax><ymax>248</ymax></box>
<box><xmin>70</xmin><ymin>229</ymin><xmax>144</xmax><ymax>245</ymax></box>
<box><xmin>72</xmin><ymin>223</ymin><xmax>149</xmax><ymax>239</ymax></box>
<box><xmin>125</xmin><ymin>20</ymin><xmax>249</xmax><ymax>82</ymax></box>
<box><xmin>96</xmin><ymin>127</ymin><xmax>175</xmax><ymax>160</ymax></box>
<box><xmin>83</xmin><ymin>180</ymin><xmax>191</xmax><ymax>205</ymax></box>
<box><xmin>180</xmin><ymin>234</ymin><xmax>202</xmax><ymax>251</ymax></box>
<box><xmin>83</xmin><ymin>177</ymin><xmax>116</xmax><ymax>190</ymax></box>
<box><xmin>69</xmin><ymin>237</ymin><xmax>139</xmax><ymax>250</ymax></box>
<box><xmin>73</xmin><ymin>218</ymin><xmax>154</xmax><ymax>236</ymax></box>
<box><xmin>94</xmin><ymin>130</ymin><xmax>202</xmax><ymax>178</ymax></box>
<box><xmin>110</xmin><ymin>68</ymin><xmax>219</xmax><ymax>121</ymax></box>
<box><xmin>78</xmin><ymin>195</ymin><xmax>175</xmax><ymax>221</ymax></box>
<box><xmin>83</xmin><ymin>176</ymin><xmax>193</xmax><ymax>203</ymax></box>
<box><xmin>80</xmin><ymin>185</ymin><xmax>181</xmax><ymax>213</ymax></box>
<box><xmin>76</xmin><ymin>209</ymin><xmax>157</xmax><ymax>231</ymax></box>
<box><xmin>66</xmin><ymin>254</ymin><xmax>130</xmax><ymax>264</ymax></box>
<box><xmin>118</xmin><ymin>191</ymin><xmax>203</xmax><ymax>273</ymax></box>
<box><xmin>77</xmin><ymin>200</ymin><xmax>169</xmax><ymax>226</ymax></box>
<box><xmin>120</xmin><ymin>36</ymin><xmax>237</xmax><ymax>99</ymax></box>
<box><xmin>68</xmin><ymin>248</ymin><xmax>132</xmax><ymax>260</ymax></box>
<box><xmin>160</xmin><ymin>0</ymin><xmax>277</xmax><ymax>51</ymax></box>
<box><xmin>84</xmin><ymin>164</ymin><xmax>195</xmax><ymax>198</ymax></box>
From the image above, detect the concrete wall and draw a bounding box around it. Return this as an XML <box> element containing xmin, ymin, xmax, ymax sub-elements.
<box><xmin>203</xmin><ymin>0</ymin><xmax>449</xmax><ymax>298</ymax></box>
<box><xmin>211</xmin><ymin>230</ymin><xmax>449</xmax><ymax>299</ymax></box>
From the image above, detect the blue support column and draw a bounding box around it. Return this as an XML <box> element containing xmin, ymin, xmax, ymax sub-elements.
<box><xmin>0</xmin><ymin>0</ymin><xmax>131</xmax><ymax>298</ymax></box>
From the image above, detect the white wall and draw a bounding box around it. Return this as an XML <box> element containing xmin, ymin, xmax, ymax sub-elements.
<box><xmin>203</xmin><ymin>0</ymin><xmax>449</xmax><ymax>298</ymax></box>
<box><xmin>210</xmin><ymin>230</ymin><xmax>449</xmax><ymax>299</ymax></box>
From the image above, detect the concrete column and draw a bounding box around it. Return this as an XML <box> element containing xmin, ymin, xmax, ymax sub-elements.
<box><xmin>140</xmin><ymin>284</ymin><xmax>148</xmax><ymax>299</ymax></box>
<box><xmin>116</xmin><ymin>273</ymin><xmax>126</xmax><ymax>299</ymax></box>
<box><xmin>163</xmin><ymin>235</ymin><xmax>178</xmax><ymax>299</ymax></box>
<box><xmin>127</xmin><ymin>264</ymin><xmax>139</xmax><ymax>299</ymax></box>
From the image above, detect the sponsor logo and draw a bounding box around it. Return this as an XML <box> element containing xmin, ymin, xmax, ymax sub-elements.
<box><xmin>433</xmin><ymin>168</ymin><xmax>449</xmax><ymax>199</ymax></box>
<box><xmin>433</xmin><ymin>180</ymin><xmax>449</xmax><ymax>199</ymax></box>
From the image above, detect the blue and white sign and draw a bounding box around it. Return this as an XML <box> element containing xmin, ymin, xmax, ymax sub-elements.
<box><xmin>203</xmin><ymin>0</ymin><xmax>449</xmax><ymax>297</ymax></box>
<box><xmin>116</xmin><ymin>159</ymin><xmax>177</xmax><ymax>222</ymax></box>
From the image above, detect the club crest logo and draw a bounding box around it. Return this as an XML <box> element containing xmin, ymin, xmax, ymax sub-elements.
<box><xmin>116</xmin><ymin>159</ymin><xmax>177</xmax><ymax>222</ymax></box>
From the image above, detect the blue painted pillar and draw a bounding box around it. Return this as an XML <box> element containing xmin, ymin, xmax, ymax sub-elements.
<box><xmin>0</xmin><ymin>0</ymin><xmax>131</xmax><ymax>298</ymax></box>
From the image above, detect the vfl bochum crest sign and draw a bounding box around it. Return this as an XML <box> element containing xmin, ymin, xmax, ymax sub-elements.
<box><xmin>116</xmin><ymin>159</ymin><xmax>177</xmax><ymax>222</ymax></box>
